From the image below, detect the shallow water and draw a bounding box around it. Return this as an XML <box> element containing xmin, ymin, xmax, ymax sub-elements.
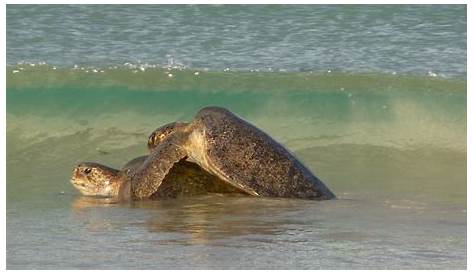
<box><xmin>7</xmin><ymin>194</ymin><xmax>466</xmax><ymax>269</ymax></box>
<box><xmin>6</xmin><ymin>4</ymin><xmax>466</xmax><ymax>269</ymax></box>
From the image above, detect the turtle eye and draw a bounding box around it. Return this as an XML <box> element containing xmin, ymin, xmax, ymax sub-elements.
<box><xmin>84</xmin><ymin>168</ymin><xmax>92</xmax><ymax>174</ymax></box>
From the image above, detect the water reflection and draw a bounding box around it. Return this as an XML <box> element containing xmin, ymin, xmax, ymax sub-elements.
<box><xmin>71</xmin><ymin>194</ymin><xmax>321</xmax><ymax>245</ymax></box>
<box><xmin>142</xmin><ymin>195</ymin><xmax>303</xmax><ymax>245</ymax></box>
<box><xmin>71</xmin><ymin>195</ymin><xmax>119</xmax><ymax>210</ymax></box>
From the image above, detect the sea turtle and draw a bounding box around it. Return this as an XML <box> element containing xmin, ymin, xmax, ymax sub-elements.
<box><xmin>127</xmin><ymin>106</ymin><xmax>336</xmax><ymax>200</ymax></box>
<box><xmin>71</xmin><ymin>155</ymin><xmax>244</xmax><ymax>200</ymax></box>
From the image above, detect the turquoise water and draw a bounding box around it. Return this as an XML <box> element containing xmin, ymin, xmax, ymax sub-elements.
<box><xmin>6</xmin><ymin>5</ymin><xmax>466</xmax><ymax>269</ymax></box>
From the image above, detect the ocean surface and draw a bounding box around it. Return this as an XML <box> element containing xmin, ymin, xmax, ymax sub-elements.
<box><xmin>6</xmin><ymin>5</ymin><xmax>466</xmax><ymax>269</ymax></box>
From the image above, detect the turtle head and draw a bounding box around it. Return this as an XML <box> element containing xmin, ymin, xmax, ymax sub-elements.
<box><xmin>147</xmin><ymin>122</ymin><xmax>189</xmax><ymax>151</ymax></box>
<box><xmin>71</xmin><ymin>162</ymin><xmax>121</xmax><ymax>197</ymax></box>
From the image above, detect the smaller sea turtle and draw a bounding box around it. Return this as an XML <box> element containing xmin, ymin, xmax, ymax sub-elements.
<box><xmin>71</xmin><ymin>156</ymin><xmax>244</xmax><ymax>200</ymax></box>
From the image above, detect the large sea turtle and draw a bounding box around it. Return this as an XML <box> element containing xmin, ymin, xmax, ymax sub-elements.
<box><xmin>128</xmin><ymin>106</ymin><xmax>336</xmax><ymax>200</ymax></box>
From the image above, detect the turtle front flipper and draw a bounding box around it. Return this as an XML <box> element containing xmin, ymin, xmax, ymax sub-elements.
<box><xmin>127</xmin><ymin>136</ymin><xmax>189</xmax><ymax>200</ymax></box>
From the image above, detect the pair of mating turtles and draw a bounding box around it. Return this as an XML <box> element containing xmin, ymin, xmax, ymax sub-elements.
<box><xmin>71</xmin><ymin>107</ymin><xmax>336</xmax><ymax>201</ymax></box>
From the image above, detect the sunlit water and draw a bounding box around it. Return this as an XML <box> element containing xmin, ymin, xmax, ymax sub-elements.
<box><xmin>6</xmin><ymin>5</ymin><xmax>466</xmax><ymax>269</ymax></box>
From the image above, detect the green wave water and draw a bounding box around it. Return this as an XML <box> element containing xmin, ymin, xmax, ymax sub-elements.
<box><xmin>6</xmin><ymin>66</ymin><xmax>467</xmax><ymax>269</ymax></box>
<box><xmin>7</xmin><ymin>65</ymin><xmax>466</xmax><ymax>196</ymax></box>
<box><xmin>7</xmin><ymin>65</ymin><xmax>466</xmax><ymax>150</ymax></box>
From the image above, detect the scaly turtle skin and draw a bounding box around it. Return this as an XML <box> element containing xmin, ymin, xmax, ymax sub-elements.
<box><xmin>71</xmin><ymin>162</ymin><xmax>121</xmax><ymax>197</ymax></box>
<box><xmin>129</xmin><ymin>106</ymin><xmax>336</xmax><ymax>200</ymax></box>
